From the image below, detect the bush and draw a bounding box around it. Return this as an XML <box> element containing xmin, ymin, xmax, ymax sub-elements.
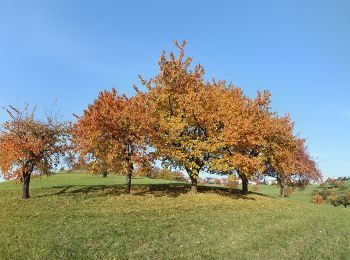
<box><xmin>295</xmin><ymin>177</ymin><xmax>310</xmax><ymax>190</ymax></box>
<box><xmin>346</xmin><ymin>192</ymin><xmax>350</xmax><ymax>200</ymax></box>
<box><xmin>312</xmin><ymin>195</ymin><xmax>324</xmax><ymax>205</ymax></box>
<box><xmin>318</xmin><ymin>189</ymin><xmax>331</xmax><ymax>200</ymax></box>
<box><xmin>329</xmin><ymin>196</ymin><xmax>342</xmax><ymax>207</ymax></box>
<box><xmin>284</xmin><ymin>186</ymin><xmax>294</xmax><ymax>196</ymax></box>
<box><xmin>325</xmin><ymin>178</ymin><xmax>344</xmax><ymax>189</ymax></box>
<box><xmin>156</xmin><ymin>169</ymin><xmax>187</xmax><ymax>181</ymax></box>
<box><xmin>329</xmin><ymin>193</ymin><xmax>350</xmax><ymax>208</ymax></box>
<box><xmin>341</xmin><ymin>193</ymin><xmax>350</xmax><ymax>208</ymax></box>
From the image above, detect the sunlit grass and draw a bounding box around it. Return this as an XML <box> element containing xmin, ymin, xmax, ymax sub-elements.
<box><xmin>1</xmin><ymin>173</ymin><xmax>350</xmax><ymax>259</ymax></box>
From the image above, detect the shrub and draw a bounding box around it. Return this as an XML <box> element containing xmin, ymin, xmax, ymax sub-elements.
<box><xmin>341</xmin><ymin>193</ymin><xmax>350</xmax><ymax>208</ymax></box>
<box><xmin>318</xmin><ymin>189</ymin><xmax>331</xmax><ymax>200</ymax></box>
<box><xmin>295</xmin><ymin>177</ymin><xmax>310</xmax><ymax>190</ymax></box>
<box><xmin>346</xmin><ymin>192</ymin><xmax>350</xmax><ymax>200</ymax></box>
<box><xmin>329</xmin><ymin>194</ymin><xmax>350</xmax><ymax>208</ymax></box>
<box><xmin>284</xmin><ymin>186</ymin><xmax>294</xmax><ymax>196</ymax></box>
<box><xmin>156</xmin><ymin>169</ymin><xmax>187</xmax><ymax>181</ymax></box>
<box><xmin>312</xmin><ymin>195</ymin><xmax>324</xmax><ymax>205</ymax></box>
<box><xmin>325</xmin><ymin>178</ymin><xmax>344</xmax><ymax>189</ymax></box>
<box><xmin>329</xmin><ymin>196</ymin><xmax>342</xmax><ymax>207</ymax></box>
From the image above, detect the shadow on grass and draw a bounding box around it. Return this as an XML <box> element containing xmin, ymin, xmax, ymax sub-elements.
<box><xmin>37</xmin><ymin>183</ymin><xmax>260</xmax><ymax>200</ymax></box>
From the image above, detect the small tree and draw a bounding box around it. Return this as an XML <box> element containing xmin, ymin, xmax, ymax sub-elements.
<box><xmin>264</xmin><ymin>115</ymin><xmax>321</xmax><ymax>197</ymax></box>
<box><xmin>0</xmin><ymin>105</ymin><xmax>69</xmax><ymax>199</ymax></box>
<box><xmin>72</xmin><ymin>88</ymin><xmax>152</xmax><ymax>194</ymax></box>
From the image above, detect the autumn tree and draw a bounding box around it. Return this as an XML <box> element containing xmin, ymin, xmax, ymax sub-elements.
<box><xmin>142</xmin><ymin>41</ymin><xmax>222</xmax><ymax>193</ymax></box>
<box><xmin>0</xmin><ymin>105</ymin><xmax>69</xmax><ymax>199</ymax></box>
<box><xmin>208</xmin><ymin>86</ymin><xmax>271</xmax><ymax>195</ymax></box>
<box><xmin>156</xmin><ymin>168</ymin><xmax>186</xmax><ymax>181</ymax></box>
<box><xmin>263</xmin><ymin>115</ymin><xmax>321</xmax><ymax>197</ymax></box>
<box><xmin>72</xmin><ymin>88</ymin><xmax>152</xmax><ymax>193</ymax></box>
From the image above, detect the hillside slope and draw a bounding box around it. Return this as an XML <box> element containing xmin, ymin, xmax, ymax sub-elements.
<box><xmin>1</xmin><ymin>173</ymin><xmax>349</xmax><ymax>259</ymax></box>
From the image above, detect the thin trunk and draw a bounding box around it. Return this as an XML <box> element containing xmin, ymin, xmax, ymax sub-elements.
<box><xmin>280</xmin><ymin>184</ymin><xmax>286</xmax><ymax>198</ymax></box>
<box><xmin>102</xmin><ymin>172</ymin><xmax>108</xmax><ymax>178</ymax></box>
<box><xmin>22</xmin><ymin>173</ymin><xmax>31</xmax><ymax>199</ymax></box>
<box><xmin>278</xmin><ymin>177</ymin><xmax>286</xmax><ymax>198</ymax></box>
<box><xmin>125</xmin><ymin>162</ymin><xmax>133</xmax><ymax>194</ymax></box>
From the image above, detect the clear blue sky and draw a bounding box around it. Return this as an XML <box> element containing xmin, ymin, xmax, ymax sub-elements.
<box><xmin>0</xmin><ymin>0</ymin><xmax>349</xmax><ymax>179</ymax></box>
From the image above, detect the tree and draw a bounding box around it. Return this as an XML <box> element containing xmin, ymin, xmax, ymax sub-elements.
<box><xmin>72</xmin><ymin>88</ymin><xmax>152</xmax><ymax>193</ymax></box>
<box><xmin>263</xmin><ymin>115</ymin><xmax>321</xmax><ymax>197</ymax></box>
<box><xmin>0</xmin><ymin>105</ymin><xmax>69</xmax><ymax>199</ymax></box>
<box><xmin>208</xmin><ymin>86</ymin><xmax>271</xmax><ymax>194</ymax></box>
<box><xmin>156</xmin><ymin>168</ymin><xmax>186</xmax><ymax>181</ymax></box>
<box><xmin>143</xmin><ymin>41</ymin><xmax>220</xmax><ymax>192</ymax></box>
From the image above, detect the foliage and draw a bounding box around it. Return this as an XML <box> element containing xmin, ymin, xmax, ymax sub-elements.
<box><xmin>142</xmin><ymin>41</ymin><xmax>221</xmax><ymax>192</ymax></box>
<box><xmin>0</xmin><ymin>105</ymin><xmax>69</xmax><ymax>199</ymax></box>
<box><xmin>71</xmin><ymin>88</ymin><xmax>152</xmax><ymax>193</ymax></box>
<box><xmin>312</xmin><ymin>195</ymin><xmax>324</xmax><ymax>205</ymax></box>
<box><xmin>329</xmin><ymin>192</ymin><xmax>350</xmax><ymax>208</ymax></box>
<box><xmin>2</xmin><ymin>40</ymin><xmax>321</xmax><ymax>198</ymax></box>
<box><xmin>318</xmin><ymin>189</ymin><xmax>331</xmax><ymax>200</ymax></box>
<box><xmin>283</xmin><ymin>186</ymin><xmax>294</xmax><ymax>197</ymax></box>
<box><xmin>155</xmin><ymin>168</ymin><xmax>187</xmax><ymax>181</ymax></box>
<box><xmin>133</xmin><ymin>41</ymin><xmax>322</xmax><ymax>195</ymax></box>
<box><xmin>325</xmin><ymin>178</ymin><xmax>344</xmax><ymax>189</ymax></box>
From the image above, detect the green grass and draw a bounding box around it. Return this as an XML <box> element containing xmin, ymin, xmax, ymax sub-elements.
<box><xmin>0</xmin><ymin>172</ymin><xmax>176</xmax><ymax>190</ymax></box>
<box><xmin>1</xmin><ymin>173</ymin><xmax>350</xmax><ymax>259</ymax></box>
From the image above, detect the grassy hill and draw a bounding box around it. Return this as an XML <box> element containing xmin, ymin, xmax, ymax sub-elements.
<box><xmin>1</xmin><ymin>173</ymin><xmax>350</xmax><ymax>259</ymax></box>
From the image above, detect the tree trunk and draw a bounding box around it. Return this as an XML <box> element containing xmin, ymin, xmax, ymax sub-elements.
<box><xmin>278</xmin><ymin>177</ymin><xmax>286</xmax><ymax>198</ymax></box>
<box><xmin>187</xmin><ymin>171</ymin><xmax>198</xmax><ymax>193</ymax></box>
<box><xmin>241</xmin><ymin>175</ymin><xmax>249</xmax><ymax>195</ymax></box>
<box><xmin>102</xmin><ymin>172</ymin><xmax>108</xmax><ymax>178</ymax></box>
<box><xmin>125</xmin><ymin>162</ymin><xmax>133</xmax><ymax>194</ymax></box>
<box><xmin>185</xmin><ymin>167</ymin><xmax>199</xmax><ymax>193</ymax></box>
<box><xmin>22</xmin><ymin>173</ymin><xmax>31</xmax><ymax>199</ymax></box>
<box><xmin>190</xmin><ymin>176</ymin><xmax>198</xmax><ymax>193</ymax></box>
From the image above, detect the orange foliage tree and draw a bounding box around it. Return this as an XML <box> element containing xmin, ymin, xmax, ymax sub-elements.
<box><xmin>70</xmin><ymin>40</ymin><xmax>320</xmax><ymax>196</ymax></box>
<box><xmin>142</xmin><ymin>41</ymin><xmax>223</xmax><ymax>192</ymax></box>
<box><xmin>0</xmin><ymin>105</ymin><xmax>70</xmax><ymax>199</ymax></box>
<box><xmin>208</xmin><ymin>85</ymin><xmax>271</xmax><ymax>194</ymax></box>
<box><xmin>141</xmin><ymin>41</ymin><xmax>320</xmax><ymax>195</ymax></box>
<box><xmin>71</xmin><ymin>88</ymin><xmax>152</xmax><ymax>193</ymax></box>
<box><xmin>263</xmin><ymin>115</ymin><xmax>321</xmax><ymax>197</ymax></box>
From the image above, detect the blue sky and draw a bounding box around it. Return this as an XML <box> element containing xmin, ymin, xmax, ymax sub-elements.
<box><xmin>0</xmin><ymin>0</ymin><xmax>349</xmax><ymax>179</ymax></box>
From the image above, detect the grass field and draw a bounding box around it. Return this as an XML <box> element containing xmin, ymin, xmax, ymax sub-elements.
<box><xmin>1</xmin><ymin>173</ymin><xmax>350</xmax><ymax>259</ymax></box>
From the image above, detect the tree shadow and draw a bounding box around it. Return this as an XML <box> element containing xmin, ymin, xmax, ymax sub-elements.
<box><xmin>37</xmin><ymin>183</ymin><xmax>262</xmax><ymax>200</ymax></box>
